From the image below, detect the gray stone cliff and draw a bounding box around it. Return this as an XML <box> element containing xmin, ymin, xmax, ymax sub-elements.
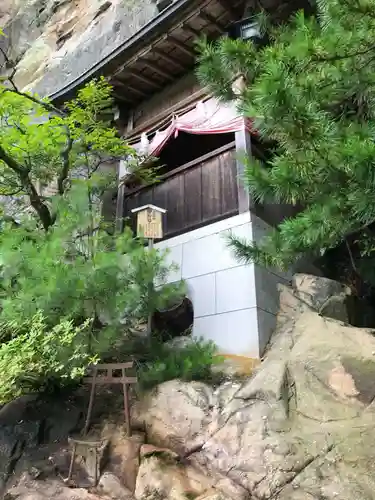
<box><xmin>0</xmin><ymin>0</ymin><xmax>158</xmax><ymax>97</ymax></box>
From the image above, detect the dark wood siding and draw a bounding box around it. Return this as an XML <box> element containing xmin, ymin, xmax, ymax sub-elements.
<box><xmin>124</xmin><ymin>142</ymin><xmax>238</xmax><ymax>240</ymax></box>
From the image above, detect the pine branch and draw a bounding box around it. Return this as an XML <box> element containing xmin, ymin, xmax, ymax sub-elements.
<box><xmin>0</xmin><ymin>188</ymin><xmax>23</xmax><ymax>196</ymax></box>
<box><xmin>313</xmin><ymin>44</ymin><xmax>375</xmax><ymax>63</ymax></box>
<box><xmin>0</xmin><ymin>144</ymin><xmax>24</xmax><ymax>175</ymax></box>
<box><xmin>227</xmin><ymin>232</ymin><xmax>281</xmax><ymax>268</ymax></box>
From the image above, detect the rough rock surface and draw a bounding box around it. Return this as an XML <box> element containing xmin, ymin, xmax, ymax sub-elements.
<box><xmin>98</xmin><ymin>472</ymin><xmax>134</xmax><ymax>499</ymax></box>
<box><xmin>0</xmin><ymin>0</ymin><xmax>157</xmax><ymax>95</ymax></box>
<box><xmin>135</xmin><ymin>453</ymin><xmax>211</xmax><ymax>500</ymax></box>
<box><xmin>133</xmin><ymin>274</ymin><xmax>375</xmax><ymax>499</ymax></box>
<box><xmin>100</xmin><ymin>423</ymin><xmax>144</xmax><ymax>492</ymax></box>
<box><xmin>6</xmin><ymin>472</ymin><xmax>111</xmax><ymax>499</ymax></box>
<box><xmin>5</xmin><ymin>273</ymin><xmax>375</xmax><ymax>499</ymax></box>
<box><xmin>0</xmin><ymin>393</ymin><xmax>83</xmax><ymax>495</ymax></box>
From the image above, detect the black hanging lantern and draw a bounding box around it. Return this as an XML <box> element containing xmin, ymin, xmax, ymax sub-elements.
<box><xmin>228</xmin><ymin>16</ymin><xmax>263</xmax><ymax>44</ymax></box>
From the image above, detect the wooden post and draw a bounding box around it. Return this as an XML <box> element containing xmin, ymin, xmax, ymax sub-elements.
<box><xmin>115</xmin><ymin>183</ymin><xmax>126</xmax><ymax>233</ymax></box>
<box><xmin>130</xmin><ymin>204</ymin><xmax>167</xmax><ymax>337</ymax></box>
<box><xmin>122</xmin><ymin>367</ymin><xmax>131</xmax><ymax>436</ymax></box>
<box><xmin>235</xmin><ymin>127</ymin><xmax>253</xmax><ymax>213</ymax></box>
<box><xmin>83</xmin><ymin>363</ymin><xmax>137</xmax><ymax>436</ymax></box>
<box><xmin>67</xmin><ymin>442</ymin><xmax>77</xmax><ymax>482</ymax></box>
<box><xmin>147</xmin><ymin>237</ymin><xmax>154</xmax><ymax>336</ymax></box>
<box><xmin>115</xmin><ymin>112</ymin><xmax>134</xmax><ymax>234</ymax></box>
<box><xmin>83</xmin><ymin>368</ymin><xmax>97</xmax><ymax>436</ymax></box>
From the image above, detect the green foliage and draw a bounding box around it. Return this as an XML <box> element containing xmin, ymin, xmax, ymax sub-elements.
<box><xmin>137</xmin><ymin>338</ymin><xmax>223</xmax><ymax>391</ymax></box>
<box><xmin>197</xmin><ymin>0</ymin><xmax>375</xmax><ymax>271</ymax></box>
<box><xmin>0</xmin><ymin>67</ymin><xmax>183</xmax><ymax>401</ymax></box>
<box><xmin>0</xmin><ymin>179</ymin><xmax>184</xmax><ymax>402</ymax></box>
<box><xmin>0</xmin><ymin>182</ymin><xmax>182</xmax><ymax>328</ymax></box>
<box><xmin>0</xmin><ymin>311</ymin><xmax>96</xmax><ymax>403</ymax></box>
<box><xmin>0</xmin><ymin>74</ymin><xmax>155</xmax><ymax>230</ymax></box>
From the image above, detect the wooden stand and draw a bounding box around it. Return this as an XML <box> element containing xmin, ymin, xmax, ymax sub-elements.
<box><xmin>66</xmin><ymin>363</ymin><xmax>137</xmax><ymax>486</ymax></box>
<box><xmin>82</xmin><ymin>362</ymin><xmax>137</xmax><ymax>436</ymax></box>
<box><xmin>66</xmin><ymin>437</ymin><xmax>105</xmax><ymax>486</ymax></box>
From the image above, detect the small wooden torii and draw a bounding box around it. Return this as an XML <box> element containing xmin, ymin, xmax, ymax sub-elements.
<box><xmin>66</xmin><ymin>362</ymin><xmax>137</xmax><ymax>485</ymax></box>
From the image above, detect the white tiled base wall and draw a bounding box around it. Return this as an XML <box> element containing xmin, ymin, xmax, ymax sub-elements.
<box><xmin>155</xmin><ymin>212</ymin><xmax>288</xmax><ymax>358</ymax></box>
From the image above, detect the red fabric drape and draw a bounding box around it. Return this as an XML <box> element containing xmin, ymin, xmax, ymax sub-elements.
<box><xmin>133</xmin><ymin>97</ymin><xmax>255</xmax><ymax>156</ymax></box>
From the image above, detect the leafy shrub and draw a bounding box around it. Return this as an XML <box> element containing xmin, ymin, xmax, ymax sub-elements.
<box><xmin>0</xmin><ymin>184</ymin><xmax>184</xmax><ymax>328</ymax></box>
<box><xmin>0</xmin><ymin>311</ymin><xmax>96</xmax><ymax>403</ymax></box>
<box><xmin>0</xmin><ymin>76</ymin><xmax>187</xmax><ymax>402</ymax></box>
<box><xmin>138</xmin><ymin>338</ymin><xmax>223</xmax><ymax>391</ymax></box>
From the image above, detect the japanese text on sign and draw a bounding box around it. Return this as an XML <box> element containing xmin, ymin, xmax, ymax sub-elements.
<box><xmin>136</xmin><ymin>208</ymin><xmax>163</xmax><ymax>239</ymax></box>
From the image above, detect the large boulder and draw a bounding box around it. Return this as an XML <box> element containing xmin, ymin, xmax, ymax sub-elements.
<box><xmin>132</xmin><ymin>380</ymin><xmax>215</xmax><ymax>454</ymax></box>
<box><xmin>100</xmin><ymin>423</ymin><xmax>145</xmax><ymax>492</ymax></box>
<box><xmin>134</xmin><ymin>451</ymin><xmax>211</xmax><ymax>500</ymax></box>
<box><xmin>135</xmin><ymin>274</ymin><xmax>375</xmax><ymax>500</ymax></box>
<box><xmin>98</xmin><ymin>472</ymin><xmax>134</xmax><ymax>499</ymax></box>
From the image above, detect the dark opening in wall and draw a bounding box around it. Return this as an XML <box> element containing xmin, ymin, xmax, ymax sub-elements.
<box><xmin>156</xmin><ymin>131</ymin><xmax>234</xmax><ymax>174</ymax></box>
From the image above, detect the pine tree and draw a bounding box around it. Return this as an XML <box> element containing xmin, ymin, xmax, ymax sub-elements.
<box><xmin>0</xmin><ymin>39</ymin><xmax>186</xmax><ymax>399</ymax></box>
<box><xmin>197</xmin><ymin>0</ymin><xmax>375</xmax><ymax>272</ymax></box>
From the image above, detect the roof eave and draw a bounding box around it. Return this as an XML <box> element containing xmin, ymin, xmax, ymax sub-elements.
<box><xmin>49</xmin><ymin>0</ymin><xmax>200</xmax><ymax>104</ymax></box>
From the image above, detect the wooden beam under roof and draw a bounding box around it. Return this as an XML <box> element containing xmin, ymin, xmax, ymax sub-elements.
<box><xmin>126</xmin><ymin>69</ymin><xmax>162</xmax><ymax>89</ymax></box>
<box><xmin>112</xmin><ymin>90</ymin><xmax>132</xmax><ymax>103</ymax></box>
<box><xmin>113</xmin><ymin>46</ymin><xmax>152</xmax><ymax>76</ymax></box>
<box><xmin>125</xmin><ymin>87</ymin><xmax>209</xmax><ymax>139</ymax></box>
<box><xmin>198</xmin><ymin>11</ymin><xmax>225</xmax><ymax>33</ymax></box>
<box><xmin>216</xmin><ymin>0</ymin><xmax>243</xmax><ymax>19</ymax></box>
<box><xmin>112</xmin><ymin>78</ymin><xmax>148</xmax><ymax>98</ymax></box>
<box><xmin>165</xmin><ymin>35</ymin><xmax>196</xmax><ymax>58</ymax></box>
<box><xmin>126</xmin><ymin>84</ymin><xmax>148</xmax><ymax>97</ymax></box>
<box><xmin>142</xmin><ymin>60</ymin><xmax>175</xmax><ymax>81</ymax></box>
<box><xmin>181</xmin><ymin>22</ymin><xmax>202</xmax><ymax>39</ymax></box>
<box><xmin>153</xmin><ymin>48</ymin><xmax>187</xmax><ymax>71</ymax></box>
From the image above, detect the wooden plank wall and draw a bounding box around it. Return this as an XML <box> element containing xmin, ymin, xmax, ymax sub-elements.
<box><xmin>132</xmin><ymin>72</ymin><xmax>201</xmax><ymax>131</ymax></box>
<box><xmin>124</xmin><ymin>145</ymin><xmax>238</xmax><ymax>240</ymax></box>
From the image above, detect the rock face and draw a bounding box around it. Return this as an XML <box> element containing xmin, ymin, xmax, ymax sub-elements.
<box><xmin>7</xmin><ymin>472</ymin><xmax>110</xmax><ymax>499</ymax></box>
<box><xmin>0</xmin><ymin>393</ymin><xmax>83</xmax><ymax>495</ymax></box>
<box><xmin>0</xmin><ymin>0</ymin><xmax>157</xmax><ymax>95</ymax></box>
<box><xmin>133</xmin><ymin>274</ymin><xmax>375</xmax><ymax>499</ymax></box>
<box><xmin>5</xmin><ymin>273</ymin><xmax>375</xmax><ymax>499</ymax></box>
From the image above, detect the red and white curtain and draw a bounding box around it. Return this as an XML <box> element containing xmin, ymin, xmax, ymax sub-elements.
<box><xmin>131</xmin><ymin>97</ymin><xmax>254</xmax><ymax>157</ymax></box>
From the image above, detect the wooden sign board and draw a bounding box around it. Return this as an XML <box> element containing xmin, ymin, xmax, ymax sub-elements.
<box><xmin>131</xmin><ymin>204</ymin><xmax>166</xmax><ymax>240</ymax></box>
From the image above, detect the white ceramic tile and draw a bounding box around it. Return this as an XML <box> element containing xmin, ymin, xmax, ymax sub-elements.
<box><xmin>155</xmin><ymin>211</ymin><xmax>251</xmax><ymax>250</ymax></box>
<box><xmin>163</xmin><ymin>244</ymin><xmax>183</xmax><ymax>284</ymax></box>
<box><xmin>182</xmin><ymin>233</ymin><xmax>232</xmax><ymax>278</ymax></box>
<box><xmin>186</xmin><ymin>274</ymin><xmax>216</xmax><ymax>318</ymax></box>
<box><xmin>222</xmin><ymin>222</ymin><xmax>254</xmax><ymax>265</ymax></box>
<box><xmin>215</xmin><ymin>265</ymin><xmax>256</xmax><ymax>314</ymax></box>
<box><xmin>181</xmin><ymin>222</ymin><xmax>253</xmax><ymax>279</ymax></box>
<box><xmin>248</xmin><ymin>215</ymin><xmax>294</xmax><ymax>280</ymax></box>
<box><xmin>223</xmin><ymin>220</ymin><xmax>253</xmax><ymax>241</ymax></box>
<box><xmin>193</xmin><ymin>308</ymin><xmax>260</xmax><ymax>358</ymax></box>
